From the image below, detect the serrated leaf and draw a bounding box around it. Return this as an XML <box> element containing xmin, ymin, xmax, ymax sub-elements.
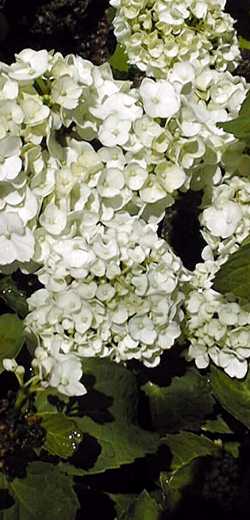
<box><xmin>0</xmin><ymin>314</ymin><xmax>24</xmax><ymax>372</ymax></box>
<box><xmin>160</xmin><ymin>432</ymin><xmax>218</xmax><ymax>512</ymax></box>
<box><xmin>160</xmin><ymin>459</ymin><xmax>200</xmax><ymax>511</ymax></box>
<box><xmin>211</xmin><ymin>366</ymin><xmax>250</xmax><ymax>429</ymax></box>
<box><xmin>9</xmin><ymin>462</ymin><xmax>79</xmax><ymax>520</ymax></box>
<box><xmin>0</xmin><ymin>277</ymin><xmax>28</xmax><ymax>318</ymax></box>
<box><xmin>61</xmin><ymin>416</ymin><xmax>160</xmax><ymax>476</ymax></box>
<box><xmin>239</xmin><ymin>37</ymin><xmax>250</xmax><ymax>50</ymax></box>
<box><xmin>60</xmin><ymin>358</ymin><xmax>160</xmax><ymax>475</ymax></box>
<box><xmin>35</xmin><ymin>388</ymin><xmax>69</xmax><ymax>414</ymax></box>
<box><xmin>224</xmin><ymin>441</ymin><xmax>240</xmax><ymax>458</ymax></box>
<box><xmin>213</xmin><ymin>241</ymin><xmax>250</xmax><ymax>301</ymax></box>
<box><xmin>218</xmin><ymin>116</ymin><xmax>250</xmax><ymax>141</ymax></box>
<box><xmin>162</xmin><ymin>432</ymin><xmax>218</xmax><ymax>472</ymax></box>
<box><xmin>109</xmin><ymin>494</ymin><xmax>136</xmax><ymax>520</ymax></box>
<box><xmin>142</xmin><ymin>368</ymin><xmax>214</xmax><ymax>433</ymax></box>
<box><xmin>81</xmin><ymin>358</ymin><xmax>139</xmax><ymax>423</ymax></box>
<box><xmin>201</xmin><ymin>416</ymin><xmax>232</xmax><ymax>434</ymax></box>
<box><xmin>111</xmin><ymin>491</ymin><xmax>161</xmax><ymax>520</ymax></box>
<box><xmin>128</xmin><ymin>491</ymin><xmax>161</xmax><ymax>520</ymax></box>
<box><xmin>109</xmin><ymin>44</ymin><xmax>129</xmax><ymax>72</ymax></box>
<box><xmin>239</xmin><ymin>91</ymin><xmax>250</xmax><ymax>117</ymax></box>
<box><xmin>39</xmin><ymin>413</ymin><xmax>82</xmax><ymax>458</ymax></box>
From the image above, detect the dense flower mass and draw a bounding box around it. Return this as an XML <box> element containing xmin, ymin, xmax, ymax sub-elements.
<box><xmin>25</xmin><ymin>214</ymin><xmax>185</xmax><ymax>393</ymax></box>
<box><xmin>0</xmin><ymin>0</ymin><xmax>249</xmax><ymax>395</ymax></box>
<box><xmin>110</xmin><ymin>0</ymin><xmax>241</xmax><ymax>78</ymax></box>
<box><xmin>200</xmin><ymin>176</ymin><xmax>250</xmax><ymax>258</ymax></box>
<box><xmin>185</xmin><ymin>284</ymin><xmax>250</xmax><ymax>378</ymax></box>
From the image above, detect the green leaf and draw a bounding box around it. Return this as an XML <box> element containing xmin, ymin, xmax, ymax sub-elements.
<box><xmin>160</xmin><ymin>432</ymin><xmax>218</xmax><ymax>512</ymax></box>
<box><xmin>111</xmin><ymin>491</ymin><xmax>161</xmax><ymax>520</ymax></box>
<box><xmin>35</xmin><ymin>388</ymin><xmax>69</xmax><ymax>414</ymax></box>
<box><xmin>142</xmin><ymin>368</ymin><xmax>214</xmax><ymax>433</ymax></box>
<box><xmin>35</xmin><ymin>389</ymin><xmax>81</xmax><ymax>457</ymax></box>
<box><xmin>128</xmin><ymin>491</ymin><xmax>161</xmax><ymax>520</ymax></box>
<box><xmin>218</xmin><ymin>116</ymin><xmax>250</xmax><ymax>141</ymax></box>
<box><xmin>213</xmin><ymin>241</ymin><xmax>250</xmax><ymax>301</ymax></box>
<box><xmin>0</xmin><ymin>314</ymin><xmax>24</xmax><ymax>372</ymax></box>
<box><xmin>60</xmin><ymin>358</ymin><xmax>160</xmax><ymax>475</ymax></box>
<box><xmin>62</xmin><ymin>415</ymin><xmax>160</xmax><ymax>476</ymax></box>
<box><xmin>239</xmin><ymin>91</ymin><xmax>250</xmax><ymax>117</ymax></box>
<box><xmin>110</xmin><ymin>494</ymin><xmax>135</xmax><ymax>520</ymax></box>
<box><xmin>160</xmin><ymin>459</ymin><xmax>200</xmax><ymax>511</ymax></box>
<box><xmin>109</xmin><ymin>44</ymin><xmax>129</xmax><ymax>72</ymax></box>
<box><xmin>211</xmin><ymin>366</ymin><xmax>250</xmax><ymax>429</ymax></box>
<box><xmin>39</xmin><ymin>413</ymin><xmax>82</xmax><ymax>458</ymax></box>
<box><xmin>162</xmin><ymin>431</ymin><xmax>218</xmax><ymax>472</ymax></box>
<box><xmin>0</xmin><ymin>277</ymin><xmax>28</xmax><ymax>318</ymax></box>
<box><xmin>201</xmin><ymin>416</ymin><xmax>232</xmax><ymax>434</ymax></box>
<box><xmin>9</xmin><ymin>462</ymin><xmax>79</xmax><ymax>520</ymax></box>
<box><xmin>239</xmin><ymin>36</ymin><xmax>250</xmax><ymax>50</ymax></box>
<box><xmin>81</xmin><ymin>358</ymin><xmax>139</xmax><ymax>423</ymax></box>
<box><xmin>224</xmin><ymin>441</ymin><xmax>240</xmax><ymax>458</ymax></box>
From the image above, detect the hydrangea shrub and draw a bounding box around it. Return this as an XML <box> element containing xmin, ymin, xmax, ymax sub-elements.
<box><xmin>0</xmin><ymin>0</ymin><xmax>249</xmax><ymax>398</ymax></box>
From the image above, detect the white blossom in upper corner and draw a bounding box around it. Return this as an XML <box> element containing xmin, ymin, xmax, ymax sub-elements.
<box><xmin>110</xmin><ymin>0</ymin><xmax>240</xmax><ymax>78</ymax></box>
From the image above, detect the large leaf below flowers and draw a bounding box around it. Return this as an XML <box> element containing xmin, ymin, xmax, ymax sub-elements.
<box><xmin>35</xmin><ymin>390</ymin><xmax>82</xmax><ymax>458</ymax></box>
<box><xmin>142</xmin><ymin>368</ymin><xmax>214</xmax><ymax>433</ymax></box>
<box><xmin>6</xmin><ymin>463</ymin><xmax>79</xmax><ymax>520</ymax></box>
<box><xmin>160</xmin><ymin>432</ymin><xmax>218</xmax><ymax>511</ymax></box>
<box><xmin>0</xmin><ymin>314</ymin><xmax>24</xmax><ymax>372</ymax></box>
<box><xmin>211</xmin><ymin>366</ymin><xmax>250</xmax><ymax>428</ymax></box>
<box><xmin>60</xmin><ymin>358</ymin><xmax>160</xmax><ymax>475</ymax></box>
<box><xmin>213</xmin><ymin>240</ymin><xmax>250</xmax><ymax>301</ymax></box>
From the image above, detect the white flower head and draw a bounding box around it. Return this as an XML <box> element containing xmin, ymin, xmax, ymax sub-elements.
<box><xmin>202</xmin><ymin>201</ymin><xmax>242</xmax><ymax>238</ymax></box>
<box><xmin>139</xmin><ymin>78</ymin><xmax>180</xmax><ymax>118</ymax></box>
<box><xmin>7</xmin><ymin>49</ymin><xmax>49</xmax><ymax>81</ymax></box>
<box><xmin>0</xmin><ymin>212</ymin><xmax>34</xmax><ymax>265</ymax></box>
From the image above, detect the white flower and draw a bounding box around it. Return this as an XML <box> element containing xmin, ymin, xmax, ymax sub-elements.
<box><xmin>155</xmin><ymin>162</ymin><xmax>186</xmax><ymax>193</ymax></box>
<box><xmin>124</xmin><ymin>163</ymin><xmax>148</xmax><ymax>190</ymax></box>
<box><xmin>185</xmin><ymin>283</ymin><xmax>250</xmax><ymax>379</ymax></box>
<box><xmin>0</xmin><ymin>136</ymin><xmax>22</xmax><ymax>182</ymax></box>
<box><xmin>202</xmin><ymin>201</ymin><xmax>242</xmax><ymax>238</ymax></box>
<box><xmin>48</xmin><ymin>354</ymin><xmax>86</xmax><ymax>396</ymax></box>
<box><xmin>51</xmin><ymin>76</ymin><xmax>82</xmax><ymax>109</ymax></box>
<box><xmin>139</xmin><ymin>78</ymin><xmax>180</xmax><ymax>118</ymax></box>
<box><xmin>20</xmin><ymin>93</ymin><xmax>50</xmax><ymax>126</ymax></box>
<box><xmin>98</xmin><ymin>115</ymin><xmax>131</xmax><ymax>146</ymax></box>
<box><xmin>39</xmin><ymin>204</ymin><xmax>67</xmax><ymax>235</ymax></box>
<box><xmin>98</xmin><ymin>167</ymin><xmax>125</xmax><ymax>197</ymax></box>
<box><xmin>5</xmin><ymin>49</ymin><xmax>49</xmax><ymax>81</ymax></box>
<box><xmin>0</xmin><ymin>212</ymin><xmax>34</xmax><ymax>265</ymax></box>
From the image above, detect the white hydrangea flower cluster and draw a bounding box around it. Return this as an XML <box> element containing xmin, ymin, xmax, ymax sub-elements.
<box><xmin>110</xmin><ymin>0</ymin><xmax>240</xmax><ymax>78</ymax></box>
<box><xmin>0</xmin><ymin>0</ymin><xmax>249</xmax><ymax>395</ymax></box>
<box><xmin>25</xmin><ymin>214</ymin><xmax>185</xmax><ymax>393</ymax></box>
<box><xmin>200</xmin><ymin>175</ymin><xmax>250</xmax><ymax>258</ymax></box>
<box><xmin>185</xmin><ymin>286</ymin><xmax>250</xmax><ymax>379</ymax></box>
